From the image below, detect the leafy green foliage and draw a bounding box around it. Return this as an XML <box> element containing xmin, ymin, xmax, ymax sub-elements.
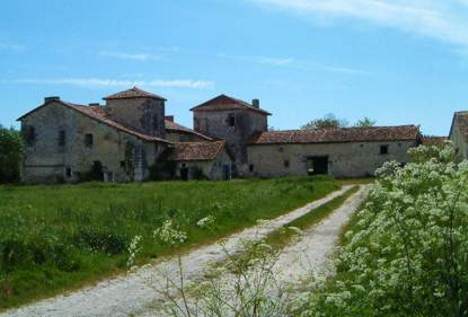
<box><xmin>354</xmin><ymin>117</ymin><xmax>376</xmax><ymax>127</ymax></box>
<box><xmin>301</xmin><ymin>113</ymin><xmax>348</xmax><ymax>130</ymax></box>
<box><xmin>298</xmin><ymin>144</ymin><xmax>468</xmax><ymax>317</ymax></box>
<box><xmin>0</xmin><ymin>177</ymin><xmax>338</xmax><ymax>309</ymax></box>
<box><xmin>0</xmin><ymin>127</ymin><xmax>23</xmax><ymax>183</ymax></box>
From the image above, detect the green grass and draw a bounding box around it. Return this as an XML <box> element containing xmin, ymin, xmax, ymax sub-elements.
<box><xmin>0</xmin><ymin>176</ymin><xmax>339</xmax><ymax>310</ymax></box>
<box><xmin>264</xmin><ymin>186</ymin><xmax>360</xmax><ymax>250</ymax></box>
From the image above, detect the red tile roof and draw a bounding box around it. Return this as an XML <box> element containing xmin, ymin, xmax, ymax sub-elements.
<box><xmin>191</xmin><ymin>94</ymin><xmax>271</xmax><ymax>115</ymax></box>
<box><xmin>165</xmin><ymin>119</ymin><xmax>213</xmax><ymax>140</ymax></box>
<box><xmin>422</xmin><ymin>136</ymin><xmax>448</xmax><ymax>146</ymax></box>
<box><xmin>249</xmin><ymin>125</ymin><xmax>421</xmax><ymax>145</ymax></box>
<box><xmin>169</xmin><ymin>141</ymin><xmax>226</xmax><ymax>161</ymax></box>
<box><xmin>103</xmin><ymin>86</ymin><xmax>166</xmax><ymax>101</ymax></box>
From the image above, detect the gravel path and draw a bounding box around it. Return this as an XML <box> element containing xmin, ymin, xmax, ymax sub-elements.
<box><xmin>1</xmin><ymin>186</ymin><xmax>352</xmax><ymax>317</ymax></box>
<box><xmin>272</xmin><ymin>185</ymin><xmax>370</xmax><ymax>285</ymax></box>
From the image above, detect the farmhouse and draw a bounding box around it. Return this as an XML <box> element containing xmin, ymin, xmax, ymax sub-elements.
<box><xmin>449</xmin><ymin>111</ymin><xmax>468</xmax><ymax>161</ymax></box>
<box><xmin>18</xmin><ymin>87</ymin><xmax>422</xmax><ymax>183</ymax></box>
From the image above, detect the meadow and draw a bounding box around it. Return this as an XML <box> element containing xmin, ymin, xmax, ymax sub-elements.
<box><xmin>0</xmin><ymin>176</ymin><xmax>338</xmax><ymax>309</ymax></box>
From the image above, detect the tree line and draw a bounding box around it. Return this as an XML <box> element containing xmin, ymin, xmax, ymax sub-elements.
<box><xmin>0</xmin><ymin>125</ymin><xmax>23</xmax><ymax>183</ymax></box>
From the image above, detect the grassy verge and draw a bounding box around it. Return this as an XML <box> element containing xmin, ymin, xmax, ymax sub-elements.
<box><xmin>264</xmin><ymin>186</ymin><xmax>360</xmax><ymax>250</ymax></box>
<box><xmin>0</xmin><ymin>176</ymin><xmax>338</xmax><ymax>310</ymax></box>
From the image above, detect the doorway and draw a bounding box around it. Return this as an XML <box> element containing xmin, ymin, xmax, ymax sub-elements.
<box><xmin>307</xmin><ymin>156</ymin><xmax>329</xmax><ymax>175</ymax></box>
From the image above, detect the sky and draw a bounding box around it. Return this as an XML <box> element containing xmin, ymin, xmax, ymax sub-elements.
<box><xmin>1</xmin><ymin>0</ymin><xmax>468</xmax><ymax>135</ymax></box>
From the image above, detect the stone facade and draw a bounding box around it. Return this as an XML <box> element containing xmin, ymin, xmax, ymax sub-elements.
<box><xmin>20</xmin><ymin>101</ymin><xmax>166</xmax><ymax>184</ymax></box>
<box><xmin>18</xmin><ymin>87</ymin><xmax>426</xmax><ymax>183</ymax></box>
<box><xmin>191</xmin><ymin>95</ymin><xmax>270</xmax><ymax>175</ymax></box>
<box><xmin>449</xmin><ymin>111</ymin><xmax>468</xmax><ymax>161</ymax></box>
<box><xmin>105</xmin><ymin>97</ymin><xmax>166</xmax><ymax>139</ymax></box>
<box><xmin>247</xmin><ymin>140</ymin><xmax>417</xmax><ymax>178</ymax></box>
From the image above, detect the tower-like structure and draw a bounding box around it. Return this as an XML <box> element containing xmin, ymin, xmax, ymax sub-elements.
<box><xmin>104</xmin><ymin>87</ymin><xmax>166</xmax><ymax>138</ymax></box>
<box><xmin>191</xmin><ymin>94</ymin><xmax>270</xmax><ymax>175</ymax></box>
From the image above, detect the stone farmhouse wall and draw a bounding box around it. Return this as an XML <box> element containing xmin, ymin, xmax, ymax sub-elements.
<box><xmin>450</xmin><ymin>113</ymin><xmax>468</xmax><ymax>161</ymax></box>
<box><xmin>194</xmin><ymin>109</ymin><xmax>267</xmax><ymax>175</ymax></box>
<box><xmin>21</xmin><ymin>102</ymin><xmax>166</xmax><ymax>184</ymax></box>
<box><xmin>105</xmin><ymin>97</ymin><xmax>166</xmax><ymax>138</ymax></box>
<box><xmin>173</xmin><ymin>150</ymin><xmax>232</xmax><ymax>180</ymax></box>
<box><xmin>247</xmin><ymin>140</ymin><xmax>417</xmax><ymax>178</ymax></box>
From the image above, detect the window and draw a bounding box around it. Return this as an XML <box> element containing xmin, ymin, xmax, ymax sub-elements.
<box><xmin>284</xmin><ymin>160</ymin><xmax>290</xmax><ymax>168</ymax></box>
<box><xmin>65</xmin><ymin>167</ymin><xmax>72</xmax><ymax>178</ymax></box>
<box><xmin>278</xmin><ymin>147</ymin><xmax>284</xmax><ymax>153</ymax></box>
<box><xmin>120</xmin><ymin>161</ymin><xmax>126</xmax><ymax>168</ymax></box>
<box><xmin>227</xmin><ymin>114</ymin><xmax>236</xmax><ymax>127</ymax></box>
<box><xmin>380</xmin><ymin>145</ymin><xmax>389</xmax><ymax>155</ymax></box>
<box><xmin>58</xmin><ymin>130</ymin><xmax>66</xmax><ymax>147</ymax></box>
<box><xmin>24</xmin><ymin>126</ymin><xmax>36</xmax><ymax>146</ymax></box>
<box><xmin>85</xmin><ymin>133</ymin><xmax>94</xmax><ymax>148</ymax></box>
<box><xmin>249</xmin><ymin>164</ymin><xmax>254</xmax><ymax>172</ymax></box>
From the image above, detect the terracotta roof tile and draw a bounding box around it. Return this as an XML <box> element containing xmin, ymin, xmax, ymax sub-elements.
<box><xmin>103</xmin><ymin>86</ymin><xmax>166</xmax><ymax>101</ymax></box>
<box><xmin>169</xmin><ymin>141</ymin><xmax>226</xmax><ymax>161</ymax></box>
<box><xmin>165</xmin><ymin>119</ymin><xmax>213</xmax><ymax>140</ymax></box>
<box><xmin>190</xmin><ymin>94</ymin><xmax>271</xmax><ymax>115</ymax></box>
<box><xmin>422</xmin><ymin>136</ymin><xmax>448</xmax><ymax>146</ymax></box>
<box><xmin>250</xmin><ymin>125</ymin><xmax>421</xmax><ymax>145</ymax></box>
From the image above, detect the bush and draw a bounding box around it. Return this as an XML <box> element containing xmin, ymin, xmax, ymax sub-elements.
<box><xmin>300</xmin><ymin>144</ymin><xmax>468</xmax><ymax>317</ymax></box>
<box><xmin>0</xmin><ymin>127</ymin><xmax>23</xmax><ymax>183</ymax></box>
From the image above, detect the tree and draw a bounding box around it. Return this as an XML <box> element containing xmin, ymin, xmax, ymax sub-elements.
<box><xmin>301</xmin><ymin>113</ymin><xmax>348</xmax><ymax>130</ymax></box>
<box><xmin>355</xmin><ymin>117</ymin><xmax>376</xmax><ymax>127</ymax></box>
<box><xmin>0</xmin><ymin>126</ymin><xmax>23</xmax><ymax>183</ymax></box>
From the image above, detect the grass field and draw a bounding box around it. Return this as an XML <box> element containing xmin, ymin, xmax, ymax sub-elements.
<box><xmin>0</xmin><ymin>176</ymin><xmax>338</xmax><ymax>310</ymax></box>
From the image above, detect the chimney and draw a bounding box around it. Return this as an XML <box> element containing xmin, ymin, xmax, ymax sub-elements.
<box><xmin>89</xmin><ymin>103</ymin><xmax>101</xmax><ymax>107</ymax></box>
<box><xmin>252</xmin><ymin>99</ymin><xmax>260</xmax><ymax>108</ymax></box>
<box><xmin>165</xmin><ymin>115</ymin><xmax>174</xmax><ymax>122</ymax></box>
<box><xmin>44</xmin><ymin>96</ymin><xmax>60</xmax><ymax>103</ymax></box>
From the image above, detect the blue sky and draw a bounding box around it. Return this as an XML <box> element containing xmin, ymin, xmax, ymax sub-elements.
<box><xmin>1</xmin><ymin>0</ymin><xmax>468</xmax><ymax>135</ymax></box>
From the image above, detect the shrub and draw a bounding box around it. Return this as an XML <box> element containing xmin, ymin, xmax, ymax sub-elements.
<box><xmin>0</xmin><ymin>127</ymin><xmax>23</xmax><ymax>184</ymax></box>
<box><xmin>299</xmin><ymin>144</ymin><xmax>468</xmax><ymax>317</ymax></box>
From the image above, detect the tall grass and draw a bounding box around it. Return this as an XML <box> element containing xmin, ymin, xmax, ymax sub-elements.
<box><xmin>0</xmin><ymin>176</ymin><xmax>338</xmax><ymax>310</ymax></box>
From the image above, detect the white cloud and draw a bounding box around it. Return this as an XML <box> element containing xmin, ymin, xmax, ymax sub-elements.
<box><xmin>99</xmin><ymin>51</ymin><xmax>161</xmax><ymax>61</ymax></box>
<box><xmin>218</xmin><ymin>53</ymin><xmax>294</xmax><ymax>66</ymax></box>
<box><xmin>246</xmin><ymin>0</ymin><xmax>468</xmax><ymax>49</ymax></box>
<box><xmin>6</xmin><ymin>78</ymin><xmax>214</xmax><ymax>89</ymax></box>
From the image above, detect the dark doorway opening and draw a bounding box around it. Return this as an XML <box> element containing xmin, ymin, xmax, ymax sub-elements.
<box><xmin>223</xmin><ymin>164</ymin><xmax>231</xmax><ymax>180</ymax></box>
<box><xmin>307</xmin><ymin>156</ymin><xmax>329</xmax><ymax>175</ymax></box>
<box><xmin>180</xmin><ymin>166</ymin><xmax>189</xmax><ymax>181</ymax></box>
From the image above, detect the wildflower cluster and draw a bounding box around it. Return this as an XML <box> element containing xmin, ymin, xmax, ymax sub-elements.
<box><xmin>153</xmin><ymin>220</ymin><xmax>187</xmax><ymax>246</ymax></box>
<box><xmin>126</xmin><ymin>235</ymin><xmax>142</xmax><ymax>268</ymax></box>
<box><xmin>300</xmin><ymin>144</ymin><xmax>468</xmax><ymax>317</ymax></box>
<box><xmin>196</xmin><ymin>215</ymin><xmax>216</xmax><ymax>228</ymax></box>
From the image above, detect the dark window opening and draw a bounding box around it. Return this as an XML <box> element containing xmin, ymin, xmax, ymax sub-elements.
<box><xmin>278</xmin><ymin>147</ymin><xmax>284</xmax><ymax>152</ymax></box>
<box><xmin>360</xmin><ymin>144</ymin><xmax>364</xmax><ymax>148</ymax></box>
<box><xmin>227</xmin><ymin>114</ymin><xmax>236</xmax><ymax>127</ymax></box>
<box><xmin>65</xmin><ymin>167</ymin><xmax>72</xmax><ymax>178</ymax></box>
<box><xmin>284</xmin><ymin>160</ymin><xmax>290</xmax><ymax>168</ymax></box>
<box><xmin>24</xmin><ymin>126</ymin><xmax>36</xmax><ymax>146</ymax></box>
<box><xmin>120</xmin><ymin>161</ymin><xmax>126</xmax><ymax>168</ymax></box>
<box><xmin>85</xmin><ymin>133</ymin><xmax>94</xmax><ymax>148</ymax></box>
<box><xmin>380</xmin><ymin>145</ymin><xmax>389</xmax><ymax>155</ymax></box>
<box><xmin>58</xmin><ymin>130</ymin><xmax>66</xmax><ymax>147</ymax></box>
<box><xmin>307</xmin><ymin>156</ymin><xmax>329</xmax><ymax>175</ymax></box>
<box><xmin>249</xmin><ymin>164</ymin><xmax>254</xmax><ymax>172</ymax></box>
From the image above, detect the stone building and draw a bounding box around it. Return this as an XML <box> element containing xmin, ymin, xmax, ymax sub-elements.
<box><xmin>191</xmin><ymin>94</ymin><xmax>270</xmax><ymax>175</ymax></box>
<box><xmin>18</xmin><ymin>87</ymin><xmax>423</xmax><ymax>183</ymax></box>
<box><xmin>247</xmin><ymin>126</ymin><xmax>421</xmax><ymax>178</ymax></box>
<box><xmin>18</xmin><ymin>87</ymin><xmax>230</xmax><ymax>183</ymax></box>
<box><xmin>449</xmin><ymin>111</ymin><xmax>468</xmax><ymax>161</ymax></box>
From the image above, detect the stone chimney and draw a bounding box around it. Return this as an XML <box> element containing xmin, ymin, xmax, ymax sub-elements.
<box><xmin>165</xmin><ymin>115</ymin><xmax>174</xmax><ymax>122</ymax></box>
<box><xmin>252</xmin><ymin>99</ymin><xmax>260</xmax><ymax>108</ymax></box>
<box><xmin>44</xmin><ymin>96</ymin><xmax>60</xmax><ymax>103</ymax></box>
